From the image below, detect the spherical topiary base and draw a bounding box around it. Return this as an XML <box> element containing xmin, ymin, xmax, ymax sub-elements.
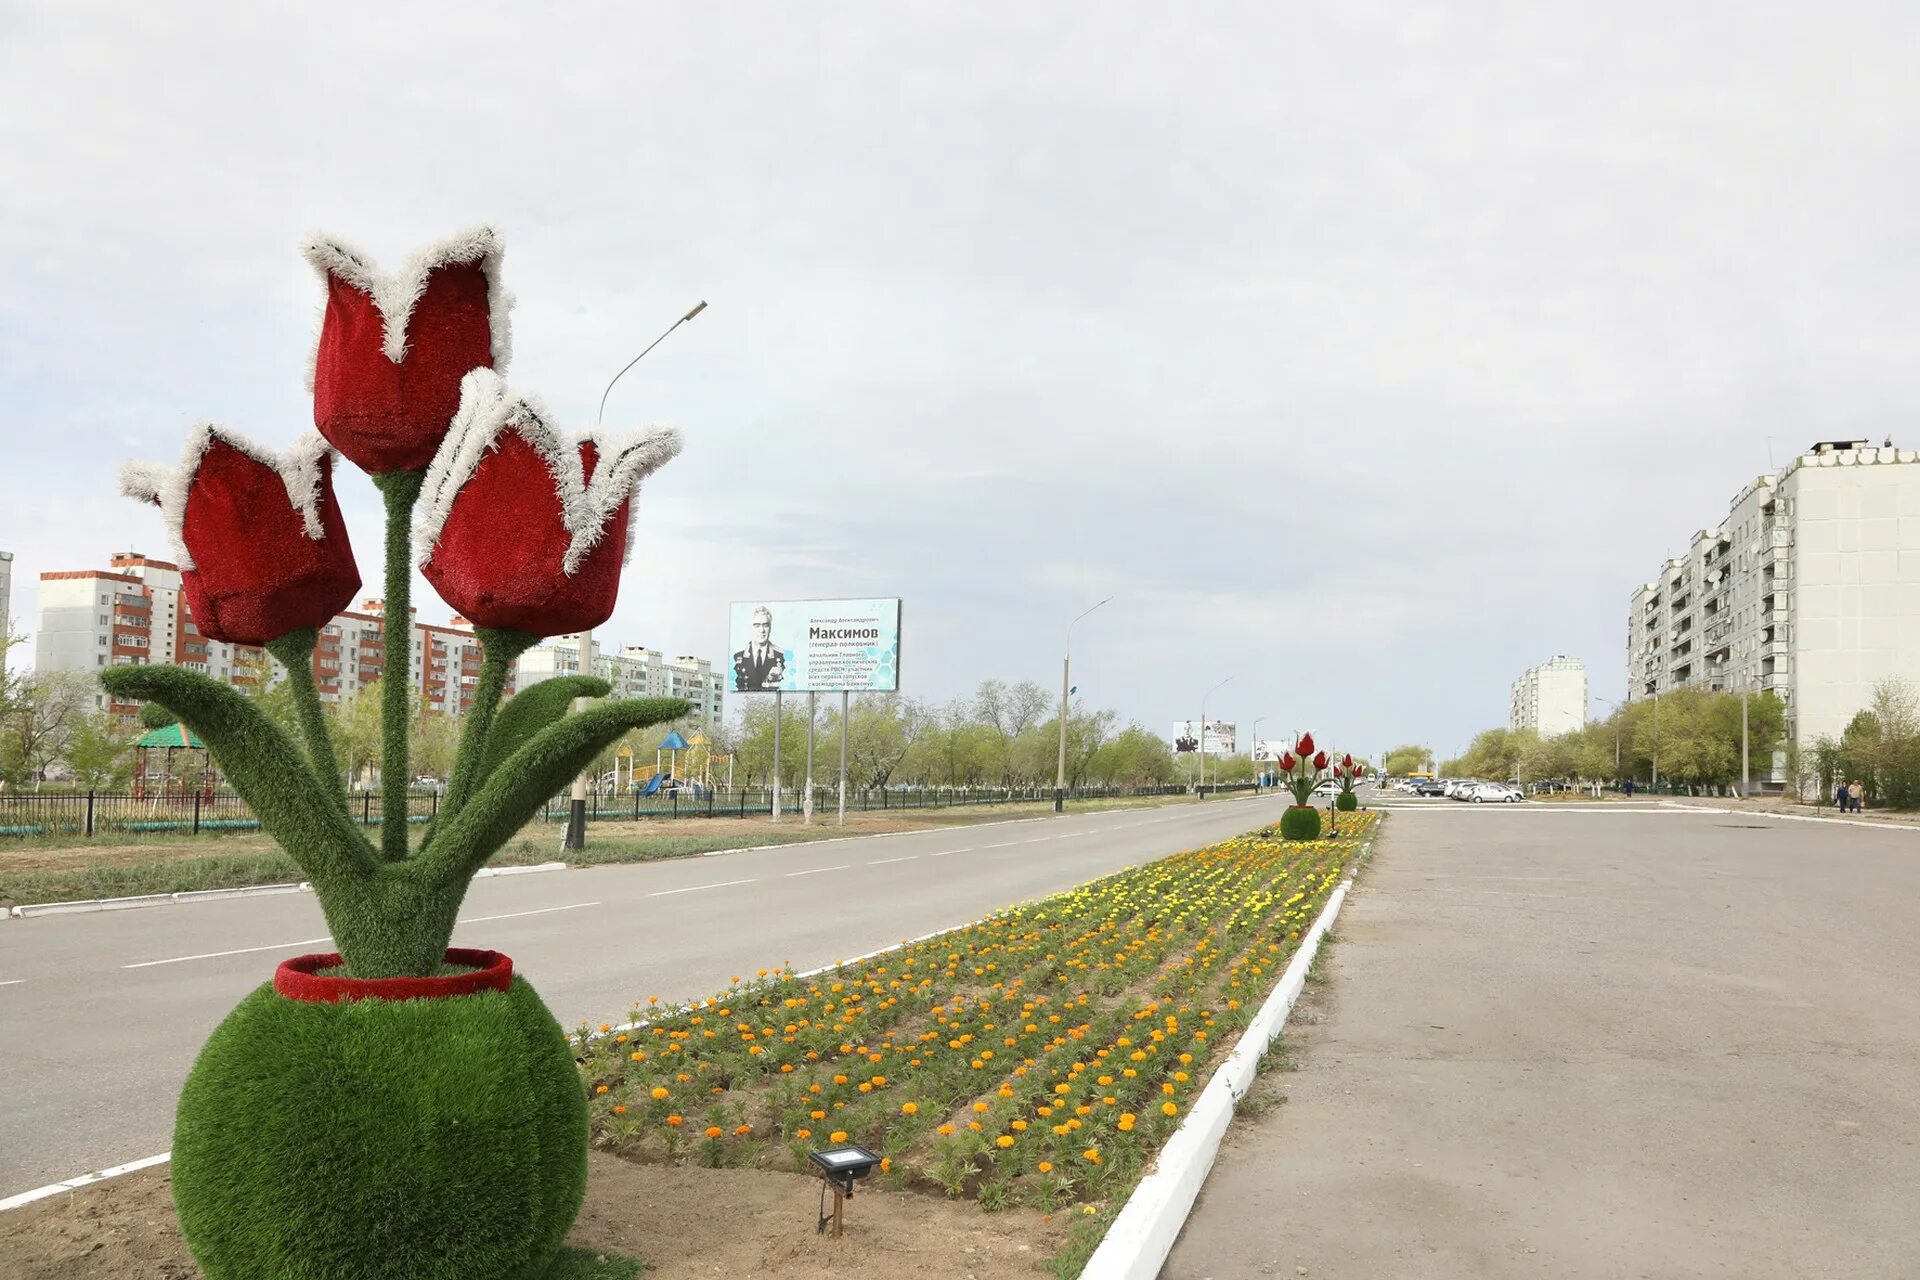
<box><xmin>1335</xmin><ymin>792</ymin><xmax>1358</xmax><ymax>811</ymax></box>
<box><xmin>172</xmin><ymin>970</ymin><xmax>586</xmax><ymax>1280</ymax></box>
<box><xmin>1280</xmin><ymin>805</ymin><xmax>1323</xmax><ymax>840</ymax></box>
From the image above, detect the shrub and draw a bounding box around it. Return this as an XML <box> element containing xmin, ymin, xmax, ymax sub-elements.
<box><xmin>1279</xmin><ymin>805</ymin><xmax>1322</xmax><ymax>840</ymax></box>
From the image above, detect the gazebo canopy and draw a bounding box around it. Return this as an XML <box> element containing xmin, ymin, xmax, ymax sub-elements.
<box><xmin>136</xmin><ymin>722</ymin><xmax>205</xmax><ymax>749</ymax></box>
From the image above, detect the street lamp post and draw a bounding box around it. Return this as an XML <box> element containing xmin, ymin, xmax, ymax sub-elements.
<box><xmin>1251</xmin><ymin>717</ymin><xmax>1265</xmax><ymax>790</ymax></box>
<box><xmin>1054</xmin><ymin>597</ymin><xmax>1112</xmax><ymax>814</ymax></box>
<box><xmin>1197</xmin><ymin>676</ymin><xmax>1233</xmax><ymax>797</ymax></box>
<box><xmin>565</xmin><ymin>299</ymin><xmax>708</xmax><ymax>852</ymax></box>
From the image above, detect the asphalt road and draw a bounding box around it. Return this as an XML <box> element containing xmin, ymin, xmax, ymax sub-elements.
<box><xmin>1167</xmin><ymin>803</ymin><xmax>1920</xmax><ymax>1279</ymax></box>
<box><xmin>0</xmin><ymin>791</ymin><xmax>1298</xmax><ymax>1196</ymax></box>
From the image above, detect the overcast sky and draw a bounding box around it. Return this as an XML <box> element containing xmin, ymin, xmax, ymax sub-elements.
<box><xmin>4</xmin><ymin>2</ymin><xmax>1917</xmax><ymax>760</ymax></box>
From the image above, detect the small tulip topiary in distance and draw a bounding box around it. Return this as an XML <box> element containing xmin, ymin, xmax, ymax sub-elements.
<box><xmin>1332</xmin><ymin>753</ymin><xmax>1361</xmax><ymax>810</ymax></box>
<box><xmin>1276</xmin><ymin>732</ymin><xmax>1329</xmax><ymax>840</ymax></box>
<box><xmin>103</xmin><ymin>228</ymin><xmax>686</xmax><ymax>1280</ymax></box>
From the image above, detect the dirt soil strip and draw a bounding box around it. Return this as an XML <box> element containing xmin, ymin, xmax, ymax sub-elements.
<box><xmin>0</xmin><ymin>1151</ymin><xmax>1069</xmax><ymax>1280</ymax></box>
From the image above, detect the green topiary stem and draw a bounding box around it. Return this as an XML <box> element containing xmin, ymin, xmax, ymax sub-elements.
<box><xmin>372</xmin><ymin>470</ymin><xmax>426</xmax><ymax>861</ymax></box>
<box><xmin>265</xmin><ymin>629</ymin><xmax>345</xmax><ymax>815</ymax></box>
<box><xmin>434</xmin><ymin>628</ymin><xmax>540</xmax><ymax>835</ymax></box>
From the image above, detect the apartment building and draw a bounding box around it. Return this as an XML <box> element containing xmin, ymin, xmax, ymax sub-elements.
<box><xmin>1510</xmin><ymin>656</ymin><xmax>1588</xmax><ymax>737</ymax></box>
<box><xmin>37</xmin><ymin>555</ymin><xmax>509</xmax><ymax>718</ymax></box>
<box><xmin>1626</xmin><ymin>440</ymin><xmax>1920</xmax><ymax>781</ymax></box>
<box><xmin>37</xmin><ymin>553</ymin><xmax>262</xmax><ymax>715</ymax></box>
<box><xmin>516</xmin><ymin>636</ymin><xmax>724</xmax><ymax>728</ymax></box>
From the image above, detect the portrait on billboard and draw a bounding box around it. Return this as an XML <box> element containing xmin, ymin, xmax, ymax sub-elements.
<box><xmin>731</xmin><ymin>604</ymin><xmax>787</xmax><ymax>692</ymax></box>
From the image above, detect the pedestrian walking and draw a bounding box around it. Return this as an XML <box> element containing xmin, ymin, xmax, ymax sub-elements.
<box><xmin>1624</xmin><ymin>778</ymin><xmax>1635</xmax><ymax>798</ymax></box>
<box><xmin>1849</xmin><ymin>779</ymin><xmax>1865</xmax><ymax>814</ymax></box>
<box><xmin>1835</xmin><ymin>780</ymin><xmax>1848</xmax><ymax>812</ymax></box>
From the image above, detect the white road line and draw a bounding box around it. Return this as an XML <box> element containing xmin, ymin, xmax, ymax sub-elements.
<box><xmin>978</xmin><ymin>840</ymin><xmax>1021</xmax><ymax>849</ymax></box>
<box><xmin>124</xmin><ymin>935</ymin><xmax>334</xmax><ymax>970</ymax></box>
<box><xmin>0</xmin><ymin>980</ymin><xmax>22</xmax><ymax>988</ymax></box>
<box><xmin>867</xmin><ymin>856</ymin><xmax>919</xmax><ymax>866</ymax></box>
<box><xmin>649</xmin><ymin>878</ymin><xmax>759</xmax><ymax>896</ymax></box>
<box><xmin>457</xmin><ymin>902</ymin><xmax>598</xmax><ymax>925</ymax></box>
<box><xmin>783</xmin><ymin>865</ymin><xmax>850</xmax><ymax>878</ymax></box>
<box><xmin>927</xmin><ymin>847</ymin><xmax>970</xmax><ymax>857</ymax></box>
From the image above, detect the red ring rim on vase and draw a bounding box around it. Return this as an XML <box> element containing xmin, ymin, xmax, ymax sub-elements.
<box><xmin>274</xmin><ymin>948</ymin><xmax>513</xmax><ymax>1004</ymax></box>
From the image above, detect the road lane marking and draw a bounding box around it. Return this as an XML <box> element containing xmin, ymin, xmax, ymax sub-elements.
<box><xmin>783</xmin><ymin>865</ymin><xmax>850</xmax><ymax>878</ymax></box>
<box><xmin>929</xmin><ymin>846</ymin><xmax>976</xmax><ymax>857</ymax></box>
<box><xmin>0</xmin><ymin>980</ymin><xmax>22</xmax><ymax>987</ymax></box>
<box><xmin>458</xmin><ymin>902</ymin><xmax>599</xmax><ymax>925</ymax></box>
<box><xmin>978</xmin><ymin>841</ymin><xmax>1021</xmax><ymax>849</ymax></box>
<box><xmin>649</xmin><ymin>878</ymin><xmax>760</xmax><ymax>896</ymax></box>
<box><xmin>867</xmin><ymin>855</ymin><xmax>919</xmax><ymax>865</ymax></box>
<box><xmin>125</xmin><ymin>935</ymin><xmax>334</xmax><ymax>970</ymax></box>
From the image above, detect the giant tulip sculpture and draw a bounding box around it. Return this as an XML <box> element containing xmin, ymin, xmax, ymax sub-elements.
<box><xmin>1277</xmin><ymin>732</ymin><xmax>1328</xmax><ymax>840</ymax></box>
<box><xmin>103</xmin><ymin>228</ymin><xmax>684</xmax><ymax>1280</ymax></box>
<box><xmin>1332</xmin><ymin>753</ymin><xmax>1361</xmax><ymax>811</ymax></box>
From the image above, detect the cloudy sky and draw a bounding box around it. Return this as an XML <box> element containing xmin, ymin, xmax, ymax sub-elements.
<box><xmin>4</xmin><ymin>2</ymin><xmax>1917</xmax><ymax>759</ymax></box>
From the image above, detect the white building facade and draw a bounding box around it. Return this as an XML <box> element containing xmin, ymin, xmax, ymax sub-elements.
<box><xmin>1510</xmin><ymin>656</ymin><xmax>1588</xmax><ymax>737</ymax></box>
<box><xmin>1626</xmin><ymin>440</ymin><xmax>1920</xmax><ymax>783</ymax></box>
<box><xmin>516</xmin><ymin>636</ymin><xmax>724</xmax><ymax>728</ymax></box>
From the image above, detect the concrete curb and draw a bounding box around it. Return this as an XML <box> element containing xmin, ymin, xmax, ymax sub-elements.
<box><xmin>0</xmin><ymin>1153</ymin><xmax>172</xmax><ymax>1214</ymax></box>
<box><xmin>7</xmin><ymin>861</ymin><xmax>568</xmax><ymax>920</ymax></box>
<box><xmin>1080</xmin><ymin>871</ymin><xmax>1355</xmax><ymax>1280</ymax></box>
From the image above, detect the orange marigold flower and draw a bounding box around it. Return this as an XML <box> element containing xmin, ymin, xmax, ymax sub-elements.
<box><xmin>704</xmin><ymin>1126</ymin><xmax>723</xmax><ymax>1139</ymax></box>
<box><xmin>972</xmin><ymin>1102</ymin><xmax>990</xmax><ymax>1113</ymax></box>
<box><xmin>902</xmin><ymin>1102</ymin><xmax>919</xmax><ymax>1116</ymax></box>
<box><xmin>880</xmin><ymin>1157</ymin><xmax>892</xmax><ymax>1173</ymax></box>
<box><xmin>650</xmin><ymin>1087</ymin><xmax>670</xmax><ymax>1101</ymax></box>
<box><xmin>667</xmin><ymin>1115</ymin><xmax>684</xmax><ymax>1127</ymax></box>
<box><xmin>1162</xmin><ymin>1101</ymin><xmax>1179</xmax><ymax>1116</ymax></box>
<box><xmin>937</xmin><ymin>1123</ymin><xmax>957</xmax><ymax>1137</ymax></box>
<box><xmin>1082</xmin><ymin>1148</ymin><xmax>1101</xmax><ymax>1163</ymax></box>
<box><xmin>995</xmin><ymin>1135</ymin><xmax>1015</xmax><ymax>1149</ymax></box>
<box><xmin>734</xmin><ymin>1124</ymin><xmax>752</xmax><ymax>1136</ymax></box>
<box><xmin>612</xmin><ymin>1105</ymin><xmax>628</xmax><ymax>1115</ymax></box>
<box><xmin>1038</xmin><ymin>1161</ymin><xmax>1054</xmax><ymax>1174</ymax></box>
<box><xmin>594</xmin><ymin>1085</ymin><xmax>609</xmax><ymax>1095</ymax></box>
<box><xmin>830</xmin><ymin>1130</ymin><xmax>849</xmax><ymax>1143</ymax></box>
<box><xmin>796</xmin><ymin>1128</ymin><xmax>812</xmax><ymax>1139</ymax></box>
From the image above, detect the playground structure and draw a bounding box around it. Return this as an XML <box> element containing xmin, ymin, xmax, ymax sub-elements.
<box><xmin>132</xmin><ymin>720</ymin><xmax>219</xmax><ymax>802</ymax></box>
<box><xmin>599</xmin><ymin>729</ymin><xmax>732</xmax><ymax>797</ymax></box>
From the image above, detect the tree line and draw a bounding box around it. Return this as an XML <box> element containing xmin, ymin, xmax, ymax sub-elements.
<box><xmin>1438</xmin><ymin>687</ymin><xmax>1788</xmax><ymax>791</ymax></box>
<box><xmin>1805</xmin><ymin>676</ymin><xmax>1920</xmax><ymax>808</ymax></box>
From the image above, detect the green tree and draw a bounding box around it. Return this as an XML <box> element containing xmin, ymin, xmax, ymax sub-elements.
<box><xmin>63</xmin><ymin>710</ymin><xmax>137</xmax><ymax>788</ymax></box>
<box><xmin>1382</xmin><ymin>744</ymin><xmax>1429</xmax><ymax>776</ymax></box>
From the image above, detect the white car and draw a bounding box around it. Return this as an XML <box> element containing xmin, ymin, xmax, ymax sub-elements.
<box><xmin>1310</xmin><ymin>780</ymin><xmax>1339</xmax><ymax>798</ymax></box>
<box><xmin>1466</xmin><ymin>782</ymin><xmax>1524</xmax><ymax>803</ymax></box>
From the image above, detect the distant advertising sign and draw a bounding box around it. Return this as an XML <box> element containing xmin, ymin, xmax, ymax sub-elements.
<box><xmin>1251</xmin><ymin>740</ymin><xmax>1287</xmax><ymax>763</ymax></box>
<box><xmin>728</xmin><ymin>598</ymin><xmax>902</xmax><ymax>693</ymax></box>
<box><xmin>1172</xmin><ymin>720</ymin><xmax>1236</xmax><ymax>755</ymax></box>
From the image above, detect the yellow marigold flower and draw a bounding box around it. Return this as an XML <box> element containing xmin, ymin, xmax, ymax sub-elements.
<box><xmin>650</xmin><ymin>1086</ymin><xmax>670</xmax><ymax>1101</ymax></box>
<box><xmin>1038</xmin><ymin>1160</ymin><xmax>1054</xmax><ymax>1174</ymax></box>
<box><xmin>1163</xmin><ymin>1101</ymin><xmax>1179</xmax><ymax>1116</ymax></box>
<box><xmin>902</xmin><ymin>1102</ymin><xmax>919</xmax><ymax>1116</ymax></box>
<box><xmin>1082</xmin><ymin>1148</ymin><xmax>1101</xmax><ymax>1163</ymax></box>
<box><xmin>831</xmin><ymin>1130</ymin><xmax>849</xmax><ymax>1142</ymax></box>
<box><xmin>996</xmin><ymin>1135</ymin><xmax>1015</xmax><ymax>1149</ymax></box>
<box><xmin>1011</xmin><ymin>1119</ymin><xmax>1029</xmax><ymax>1131</ymax></box>
<box><xmin>973</xmin><ymin>1101</ymin><xmax>990</xmax><ymax>1113</ymax></box>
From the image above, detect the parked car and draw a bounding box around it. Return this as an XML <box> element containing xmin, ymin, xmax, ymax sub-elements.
<box><xmin>1310</xmin><ymin>780</ymin><xmax>1339</xmax><ymax>797</ymax></box>
<box><xmin>1443</xmin><ymin>779</ymin><xmax>1476</xmax><ymax>798</ymax></box>
<box><xmin>1413</xmin><ymin>779</ymin><xmax>1448</xmax><ymax>796</ymax></box>
<box><xmin>1466</xmin><ymin>782</ymin><xmax>1524</xmax><ymax>803</ymax></box>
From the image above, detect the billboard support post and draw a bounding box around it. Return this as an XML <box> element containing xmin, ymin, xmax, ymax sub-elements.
<box><xmin>772</xmin><ymin>690</ymin><xmax>783</xmax><ymax>823</ymax></box>
<box><xmin>804</xmin><ymin>692</ymin><xmax>817</xmax><ymax>824</ymax></box>
<box><xmin>1198</xmin><ymin>677</ymin><xmax>1234</xmax><ymax>797</ymax></box>
<box><xmin>1055</xmin><ymin>598</ymin><xmax>1112</xmax><ymax>814</ymax></box>
<box><xmin>838</xmin><ymin>690</ymin><xmax>848</xmax><ymax>826</ymax></box>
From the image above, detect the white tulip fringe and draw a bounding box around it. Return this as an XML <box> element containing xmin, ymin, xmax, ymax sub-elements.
<box><xmin>415</xmin><ymin>368</ymin><xmax>683</xmax><ymax>576</ymax></box>
<box><xmin>119</xmin><ymin>427</ymin><xmax>335</xmax><ymax>571</ymax></box>
<box><xmin>301</xmin><ymin>225</ymin><xmax>514</xmax><ymax>388</ymax></box>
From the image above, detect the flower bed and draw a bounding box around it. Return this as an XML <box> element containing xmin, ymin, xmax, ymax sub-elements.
<box><xmin>576</xmin><ymin>813</ymin><xmax>1377</xmax><ymax>1227</ymax></box>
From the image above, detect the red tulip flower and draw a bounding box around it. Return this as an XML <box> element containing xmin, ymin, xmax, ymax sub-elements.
<box><xmin>1313</xmin><ymin>751</ymin><xmax>1329</xmax><ymax>770</ymax></box>
<box><xmin>417</xmin><ymin>370</ymin><xmax>681</xmax><ymax>637</ymax></box>
<box><xmin>1279</xmin><ymin>753</ymin><xmax>1296</xmax><ymax>771</ymax></box>
<box><xmin>1342</xmin><ymin>754</ymin><xmax>1354</xmax><ymax>770</ymax></box>
<box><xmin>121</xmin><ymin>427</ymin><xmax>360</xmax><ymax>646</ymax></box>
<box><xmin>1295</xmin><ymin>732</ymin><xmax>1315</xmax><ymax>758</ymax></box>
<box><xmin>304</xmin><ymin>227</ymin><xmax>511</xmax><ymax>475</ymax></box>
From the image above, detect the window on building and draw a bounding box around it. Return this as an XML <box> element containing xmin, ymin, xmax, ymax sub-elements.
<box><xmin>98</xmin><ymin>635</ymin><xmax>108</xmax><ymax>646</ymax></box>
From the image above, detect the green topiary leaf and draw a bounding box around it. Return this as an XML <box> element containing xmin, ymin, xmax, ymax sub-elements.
<box><xmin>417</xmin><ymin>697</ymin><xmax>688</xmax><ymax>884</ymax></box>
<box><xmin>100</xmin><ymin>664</ymin><xmax>378</xmax><ymax>884</ymax></box>
<box><xmin>482</xmin><ymin>675</ymin><xmax>613</xmax><ymax>783</ymax></box>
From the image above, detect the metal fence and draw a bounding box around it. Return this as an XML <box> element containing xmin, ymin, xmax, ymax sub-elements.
<box><xmin>1</xmin><ymin>782</ymin><xmax>1249</xmax><ymax>840</ymax></box>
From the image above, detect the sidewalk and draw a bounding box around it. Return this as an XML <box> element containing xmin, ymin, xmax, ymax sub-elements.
<box><xmin>1163</xmin><ymin>806</ymin><xmax>1920</xmax><ymax>1278</ymax></box>
<box><xmin>1664</xmin><ymin>793</ymin><xmax>1920</xmax><ymax>828</ymax></box>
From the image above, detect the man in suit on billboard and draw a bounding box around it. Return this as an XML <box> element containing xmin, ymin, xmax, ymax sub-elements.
<box><xmin>732</xmin><ymin>606</ymin><xmax>786</xmax><ymax>692</ymax></box>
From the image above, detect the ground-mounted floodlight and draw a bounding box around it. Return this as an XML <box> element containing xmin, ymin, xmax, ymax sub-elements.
<box><xmin>809</xmin><ymin>1143</ymin><xmax>882</xmax><ymax>1237</ymax></box>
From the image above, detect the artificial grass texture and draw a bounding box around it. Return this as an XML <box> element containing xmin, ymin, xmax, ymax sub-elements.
<box><xmin>101</xmin><ymin>660</ymin><xmax>687</xmax><ymax>976</ymax></box>
<box><xmin>1335</xmin><ymin>791</ymin><xmax>1359</xmax><ymax>811</ymax></box>
<box><xmin>1279</xmin><ymin>804</ymin><xmax>1323</xmax><ymax>841</ymax></box>
<box><xmin>172</xmin><ymin>975</ymin><xmax>587</xmax><ymax>1280</ymax></box>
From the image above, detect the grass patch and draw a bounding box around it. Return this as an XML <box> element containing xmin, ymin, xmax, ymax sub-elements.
<box><xmin>0</xmin><ymin>851</ymin><xmax>306</xmax><ymax>907</ymax></box>
<box><xmin>544</xmin><ymin>1246</ymin><xmax>645</xmax><ymax>1279</ymax></box>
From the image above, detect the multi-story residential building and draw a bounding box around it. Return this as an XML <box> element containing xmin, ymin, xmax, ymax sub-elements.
<box><xmin>515</xmin><ymin>636</ymin><xmax>724</xmax><ymax>728</ymax></box>
<box><xmin>0</xmin><ymin>549</ymin><xmax>14</xmax><ymax>630</ymax></box>
<box><xmin>1626</xmin><ymin>440</ymin><xmax>1920</xmax><ymax>784</ymax></box>
<box><xmin>36</xmin><ymin>555</ymin><xmax>508</xmax><ymax>719</ymax></box>
<box><xmin>1510</xmin><ymin>656</ymin><xmax>1588</xmax><ymax>737</ymax></box>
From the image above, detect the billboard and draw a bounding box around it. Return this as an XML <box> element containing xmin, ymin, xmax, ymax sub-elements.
<box><xmin>1172</xmin><ymin>720</ymin><xmax>1236</xmax><ymax>755</ymax></box>
<box><xmin>728</xmin><ymin>598</ymin><xmax>901</xmax><ymax>693</ymax></box>
<box><xmin>1251</xmin><ymin>740</ymin><xmax>1288</xmax><ymax>763</ymax></box>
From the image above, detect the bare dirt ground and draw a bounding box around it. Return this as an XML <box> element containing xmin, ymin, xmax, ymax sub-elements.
<box><xmin>0</xmin><ymin>1151</ymin><xmax>1068</xmax><ymax>1280</ymax></box>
